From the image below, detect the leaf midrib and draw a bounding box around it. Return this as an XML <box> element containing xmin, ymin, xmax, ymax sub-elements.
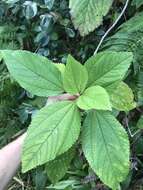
<box><xmin>95</xmin><ymin>112</ymin><xmax>118</xmax><ymax>186</ymax></box>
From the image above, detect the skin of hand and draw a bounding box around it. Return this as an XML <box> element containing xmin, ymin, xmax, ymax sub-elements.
<box><xmin>0</xmin><ymin>94</ymin><xmax>76</xmax><ymax>190</ymax></box>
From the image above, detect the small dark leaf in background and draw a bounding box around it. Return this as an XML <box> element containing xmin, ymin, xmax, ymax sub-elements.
<box><xmin>34</xmin><ymin>167</ymin><xmax>47</xmax><ymax>190</ymax></box>
<box><xmin>35</xmin><ymin>31</ymin><xmax>50</xmax><ymax>47</ymax></box>
<box><xmin>40</xmin><ymin>14</ymin><xmax>54</xmax><ymax>32</ymax></box>
<box><xmin>23</xmin><ymin>1</ymin><xmax>38</xmax><ymax>19</ymax></box>
<box><xmin>44</xmin><ymin>0</ymin><xmax>55</xmax><ymax>10</ymax></box>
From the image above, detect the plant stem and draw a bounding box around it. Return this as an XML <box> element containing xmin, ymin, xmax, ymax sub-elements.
<box><xmin>94</xmin><ymin>0</ymin><xmax>130</xmax><ymax>55</ymax></box>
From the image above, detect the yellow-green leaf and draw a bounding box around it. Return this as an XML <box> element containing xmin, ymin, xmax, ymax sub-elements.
<box><xmin>55</xmin><ymin>63</ymin><xmax>65</xmax><ymax>76</ymax></box>
<box><xmin>82</xmin><ymin>110</ymin><xmax>130</xmax><ymax>189</ymax></box>
<box><xmin>22</xmin><ymin>101</ymin><xmax>81</xmax><ymax>173</ymax></box>
<box><xmin>1</xmin><ymin>50</ymin><xmax>64</xmax><ymax>97</ymax></box>
<box><xmin>111</xmin><ymin>82</ymin><xmax>136</xmax><ymax>111</ymax></box>
<box><xmin>85</xmin><ymin>51</ymin><xmax>133</xmax><ymax>89</ymax></box>
<box><xmin>69</xmin><ymin>0</ymin><xmax>113</xmax><ymax>36</ymax></box>
<box><xmin>77</xmin><ymin>86</ymin><xmax>111</xmax><ymax>110</ymax></box>
<box><xmin>46</xmin><ymin>148</ymin><xmax>75</xmax><ymax>183</ymax></box>
<box><xmin>63</xmin><ymin>55</ymin><xmax>88</xmax><ymax>95</ymax></box>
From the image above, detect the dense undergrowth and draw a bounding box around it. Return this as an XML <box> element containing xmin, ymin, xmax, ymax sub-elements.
<box><xmin>1</xmin><ymin>0</ymin><xmax>143</xmax><ymax>189</ymax></box>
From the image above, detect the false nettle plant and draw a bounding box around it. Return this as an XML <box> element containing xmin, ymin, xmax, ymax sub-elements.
<box><xmin>1</xmin><ymin>50</ymin><xmax>136</xmax><ymax>190</ymax></box>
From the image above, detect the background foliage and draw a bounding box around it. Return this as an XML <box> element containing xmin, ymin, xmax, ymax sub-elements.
<box><xmin>1</xmin><ymin>0</ymin><xmax>143</xmax><ymax>189</ymax></box>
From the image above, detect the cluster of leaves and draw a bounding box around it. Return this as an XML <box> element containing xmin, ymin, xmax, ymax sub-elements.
<box><xmin>1</xmin><ymin>48</ymin><xmax>135</xmax><ymax>190</ymax></box>
<box><xmin>1</xmin><ymin>0</ymin><xmax>143</xmax><ymax>190</ymax></box>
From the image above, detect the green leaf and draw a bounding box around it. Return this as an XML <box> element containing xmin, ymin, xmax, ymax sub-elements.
<box><xmin>63</xmin><ymin>55</ymin><xmax>88</xmax><ymax>95</ymax></box>
<box><xmin>137</xmin><ymin>71</ymin><xmax>143</xmax><ymax>106</ymax></box>
<box><xmin>85</xmin><ymin>51</ymin><xmax>133</xmax><ymax>89</ymax></box>
<box><xmin>77</xmin><ymin>86</ymin><xmax>111</xmax><ymax>110</ymax></box>
<box><xmin>105</xmin><ymin>81</ymin><xmax>121</xmax><ymax>94</ymax></box>
<box><xmin>47</xmin><ymin>180</ymin><xmax>77</xmax><ymax>189</ymax></box>
<box><xmin>46</xmin><ymin>148</ymin><xmax>75</xmax><ymax>183</ymax></box>
<box><xmin>22</xmin><ymin>101</ymin><xmax>81</xmax><ymax>173</ymax></box>
<box><xmin>34</xmin><ymin>168</ymin><xmax>47</xmax><ymax>190</ymax></box>
<box><xmin>117</xmin><ymin>12</ymin><xmax>143</xmax><ymax>34</ymax></box>
<box><xmin>0</xmin><ymin>54</ymin><xmax>2</xmax><ymax>62</ymax></box>
<box><xmin>1</xmin><ymin>50</ymin><xmax>64</xmax><ymax>97</ymax></box>
<box><xmin>69</xmin><ymin>0</ymin><xmax>113</xmax><ymax>36</ymax></box>
<box><xmin>132</xmin><ymin>0</ymin><xmax>143</xmax><ymax>9</ymax></box>
<box><xmin>82</xmin><ymin>110</ymin><xmax>130</xmax><ymax>189</ymax></box>
<box><xmin>110</xmin><ymin>82</ymin><xmax>136</xmax><ymax>111</ymax></box>
<box><xmin>137</xmin><ymin>116</ymin><xmax>143</xmax><ymax>129</ymax></box>
<box><xmin>55</xmin><ymin>63</ymin><xmax>65</xmax><ymax>76</ymax></box>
